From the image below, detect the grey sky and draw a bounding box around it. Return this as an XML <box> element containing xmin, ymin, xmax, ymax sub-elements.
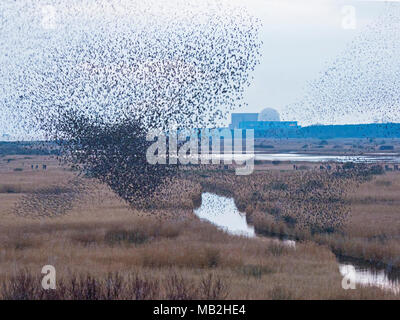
<box><xmin>238</xmin><ymin>0</ymin><xmax>394</xmax><ymax>124</ymax></box>
<box><xmin>0</xmin><ymin>0</ymin><xmax>398</xmax><ymax>137</ymax></box>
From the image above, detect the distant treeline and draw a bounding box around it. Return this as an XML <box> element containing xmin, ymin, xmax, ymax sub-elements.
<box><xmin>0</xmin><ymin>141</ymin><xmax>59</xmax><ymax>156</ymax></box>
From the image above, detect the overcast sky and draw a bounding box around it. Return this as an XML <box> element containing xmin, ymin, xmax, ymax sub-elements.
<box><xmin>0</xmin><ymin>0</ymin><xmax>398</xmax><ymax>137</ymax></box>
<box><xmin>238</xmin><ymin>0</ymin><xmax>394</xmax><ymax>123</ymax></box>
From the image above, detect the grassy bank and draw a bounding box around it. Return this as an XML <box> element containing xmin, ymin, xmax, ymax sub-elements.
<box><xmin>0</xmin><ymin>156</ymin><xmax>398</xmax><ymax>299</ymax></box>
<box><xmin>192</xmin><ymin>166</ymin><xmax>400</xmax><ymax>269</ymax></box>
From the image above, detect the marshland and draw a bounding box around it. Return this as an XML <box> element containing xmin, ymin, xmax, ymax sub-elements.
<box><xmin>1</xmin><ymin>139</ymin><xmax>400</xmax><ymax>299</ymax></box>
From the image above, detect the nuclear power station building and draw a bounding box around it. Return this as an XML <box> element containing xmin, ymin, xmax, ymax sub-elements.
<box><xmin>229</xmin><ymin>108</ymin><xmax>300</xmax><ymax>138</ymax></box>
<box><xmin>230</xmin><ymin>108</ymin><xmax>400</xmax><ymax>139</ymax></box>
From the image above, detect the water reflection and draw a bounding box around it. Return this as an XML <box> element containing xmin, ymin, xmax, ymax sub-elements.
<box><xmin>194</xmin><ymin>192</ymin><xmax>255</xmax><ymax>237</ymax></box>
<box><xmin>189</xmin><ymin>153</ymin><xmax>400</xmax><ymax>163</ymax></box>
<box><xmin>194</xmin><ymin>192</ymin><xmax>400</xmax><ymax>294</ymax></box>
<box><xmin>339</xmin><ymin>264</ymin><xmax>400</xmax><ymax>294</ymax></box>
<box><xmin>255</xmin><ymin>153</ymin><xmax>400</xmax><ymax>163</ymax></box>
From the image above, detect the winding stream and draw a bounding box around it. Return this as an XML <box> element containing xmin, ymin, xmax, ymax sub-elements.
<box><xmin>194</xmin><ymin>192</ymin><xmax>400</xmax><ymax>294</ymax></box>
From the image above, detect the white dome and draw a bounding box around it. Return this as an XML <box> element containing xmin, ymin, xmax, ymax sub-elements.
<box><xmin>258</xmin><ymin>108</ymin><xmax>280</xmax><ymax>121</ymax></box>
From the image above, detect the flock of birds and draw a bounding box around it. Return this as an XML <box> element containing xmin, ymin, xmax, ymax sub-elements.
<box><xmin>1</xmin><ymin>0</ymin><xmax>261</xmax><ymax>212</ymax></box>
<box><xmin>285</xmin><ymin>2</ymin><xmax>400</xmax><ymax>126</ymax></box>
<box><xmin>1</xmin><ymin>1</ymin><xmax>398</xmax><ymax>226</ymax></box>
<box><xmin>14</xmin><ymin>178</ymin><xmax>89</xmax><ymax>218</ymax></box>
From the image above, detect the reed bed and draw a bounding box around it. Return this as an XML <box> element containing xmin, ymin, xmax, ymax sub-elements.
<box><xmin>192</xmin><ymin>166</ymin><xmax>400</xmax><ymax>268</ymax></box>
<box><xmin>0</xmin><ymin>156</ymin><xmax>399</xmax><ymax>299</ymax></box>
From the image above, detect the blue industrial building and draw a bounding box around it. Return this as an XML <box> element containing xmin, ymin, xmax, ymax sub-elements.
<box><xmin>229</xmin><ymin>110</ymin><xmax>400</xmax><ymax>139</ymax></box>
<box><xmin>238</xmin><ymin>121</ymin><xmax>299</xmax><ymax>130</ymax></box>
<box><xmin>229</xmin><ymin>113</ymin><xmax>259</xmax><ymax>130</ymax></box>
